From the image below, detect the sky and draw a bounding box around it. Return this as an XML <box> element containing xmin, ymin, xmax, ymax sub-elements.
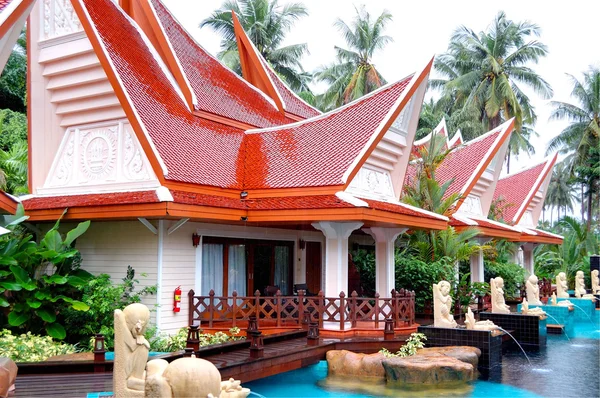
<box><xmin>163</xmin><ymin>0</ymin><xmax>599</xmax><ymax>174</ymax></box>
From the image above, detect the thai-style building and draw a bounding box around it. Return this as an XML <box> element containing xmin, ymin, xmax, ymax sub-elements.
<box><xmin>0</xmin><ymin>0</ymin><xmax>562</xmax><ymax>333</ymax></box>
<box><xmin>1</xmin><ymin>0</ymin><xmax>452</xmax><ymax>333</ymax></box>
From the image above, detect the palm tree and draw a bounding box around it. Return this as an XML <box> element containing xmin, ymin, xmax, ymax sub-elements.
<box><xmin>547</xmin><ymin>67</ymin><xmax>600</xmax><ymax>229</ymax></box>
<box><xmin>433</xmin><ymin>12</ymin><xmax>553</xmax><ymax>172</ymax></box>
<box><xmin>315</xmin><ymin>6</ymin><xmax>392</xmax><ymax>109</ymax></box>
<box><xmin>545</xmin><ymin>161</ymin><xmax>576</xmax><ymax>222</ymax></box>
<box><xmin>200</xmin><ymin>0</ymin><xmax>310</xmax><ymax>92</ymax></box>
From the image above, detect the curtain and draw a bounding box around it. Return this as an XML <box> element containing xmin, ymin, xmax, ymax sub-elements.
<box><xmin>201</xmin><ymin>243</ymin><xmax>223</xmax><ymax>296</ymax></box>
<box><xmin>274</xmin><ymin>246</ymin><xmax>290</xmax><ymax>295</ymax></box>
<box><xmin>228</xmin><ymin>244</ymin><xmax>246</xmax><ymax>296</ymax></box>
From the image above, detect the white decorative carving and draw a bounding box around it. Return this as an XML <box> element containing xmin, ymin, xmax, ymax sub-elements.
<box><xmin>460</xmin><ymin>195</ymin><xmax>483</xmax><ymax>216</ymax></box>
<box><xmin>41</xmin><ymin>120</ymin><xmax>159</xmax><ymax>194</ymax></box>
<box><xmin>43</xmin><ymin>0</ymin><xmax>83</xmax><ymax>40</ymax></box>
<box><xmin>347</xmin><ymin>166</ymin><xmax>394</xmax><ymax>199</ymax></box>
<box><xmin>390</xmin><ymin>98</ymin><xmax>414</xmax><ymax>135</ymax></box>
<box><xmin>519</xmin><ymin>211</ymin><xmax>534</xmax><ymax>227</ymax></box>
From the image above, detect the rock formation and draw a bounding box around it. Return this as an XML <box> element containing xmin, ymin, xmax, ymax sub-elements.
<box><xmin>433</xmin><ymin>281</ymin><xmax>457</xmax><ymax>328</ymax></box>
<box><xmin>382</xmin><ymin>353</ymin><xmax>475</xmax><ymax>385</ymax></box>
<box><xmin>525</xmin><ymin>275</ymin><xmax>543</xmax><ymax>305</ymax></box>
<box><xmin>326</xmin><ymin>350</ymin><xmax>386</xmax><ymax>378</ymax></box>
<box><xmin>490</xmin><ymin>277</ymin><xmax>510</xmax><ymax>314</ymax></box>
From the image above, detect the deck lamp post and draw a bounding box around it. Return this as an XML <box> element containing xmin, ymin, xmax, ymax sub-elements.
<box><xmin>248</xmin><ymin>330</ymin><xmax>264</xmax><ymax>359</ymax></box>
<box><xmin>186</xmin><ymin>324</ymin><xmax>201</xmax><ymax>352</ymax></box>
<box><xmin>247</xmin><ymin>315</ymin><xmax>258</xmax><ymax>334</ymax></box>
<box><xmin>307</xmin><ymin>322</ymin><xmax>319</xmax><ymax>346</ymax></box>
<box><xmin>93</xmin><ymin>334</ymin><xmax>106</xmax><ymax>373</ymax></box>
<box><xmin>301</xmin><ymin>310</ymin><xmax>311</xmax><ymax>329</ymax></box>
<box><xmin>384</xmin><ymin>318</ymin><xmax>394</xmax><ymax>341</ymax></box>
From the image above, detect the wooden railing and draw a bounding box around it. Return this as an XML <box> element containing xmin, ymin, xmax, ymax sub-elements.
<box><xmin>188</xmin><ymin>289</ymin><xmax>415</xmax><ymax>330</ymax></box>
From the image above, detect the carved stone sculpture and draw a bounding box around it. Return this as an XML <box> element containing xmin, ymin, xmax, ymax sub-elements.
<box><xmin>521</xmin><ymin>298</ymin><xmax>546</xmax><ymax>319</ymax></box>
<box><xmin>490</xmin><ymin>277</ymin><xmax>510</xmax><ymax>314</ymax></box>
<box><xmin>592</xmin><ymin>270</ymin><xmax>600</xmax><ymax>294</ymax></box>
<box><xmin>574</xmin><ymin>270</ymin><xmax>595</xmax><ymax>299</ymax></box>
<box><xmin>433</xmin><ymin>281</ymin><xmax>457</xmax><ymax>328</ymax></box>
<box><xmin>465</xmin><ymin>308</ymin><xmax>498</xmax><ymax>331</ymax></box>
<box><xmin>525</xmin><ymin>275</ymin><xmax>543</xmax><ymax>305</ymax></box>
<box><xmin>551</xmin><ymin>292</ymin><xmax>573</xmax><ymax>307</ymax></box>
<box><xmin>551</xmin><ymin>292</ymin><xmax>557</xmax><ymax>305</ymax></box>
<box><xmin>114</xmin><ymin>303</ymin><xmax>250</xmax><ymax>398</ymax></box>
<box><xmin>556</xmin><ymin>272</ymin><xmax>569</xmax><ymax>298</ymax></box>
<box><xmin>114</xmin><ymin>303</ymin><xmax>151</xmax><ymax>398</ymax></box>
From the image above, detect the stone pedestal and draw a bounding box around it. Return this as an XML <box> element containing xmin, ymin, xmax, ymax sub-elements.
<box><xmin>417</xmin><ymin>326</ymin><xmax>502</xmax><ymax>370</ymax></box>
<box><xmin>479</xmin><ymin>312</ymin><xmax>546</xmax><ymax>349</ymax></box>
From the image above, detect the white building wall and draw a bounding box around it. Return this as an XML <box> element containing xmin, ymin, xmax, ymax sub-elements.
<box><xmin>75</xmin><ymin>220</ymin><xmax>158</xmax><ymax>320</ymax></box>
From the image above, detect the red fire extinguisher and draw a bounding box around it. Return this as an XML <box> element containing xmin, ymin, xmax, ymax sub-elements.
<box><xmin>173</xmin><ymin>286</ymin><xmax>182</xmax><ymax>313</ymax></box>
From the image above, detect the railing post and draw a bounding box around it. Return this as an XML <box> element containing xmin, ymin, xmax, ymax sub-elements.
<box><xmin>276</xmin><ymin>290</ymin><xmax>282</xmax><ymax>327</ymax></box>
<box><xmin>318</xmin><ymin>290</ymin><xmax>324</xmax><ymax>329</ymax></box>
<box><xmin>187</xmin><ymin>289</ymin><xmax>195</xmax><ymax>326</ymax></box>
<box><xmin>298</xmin><ymin>290</ymin><xmax>305</xmax><ymax>327</ymax></box>
<box><xmin>410</xmin><ymin>290</ymin><xmax>416</xmax><ymax>324</ymax></box>
<box><xmin>232</xmin><ymin>291</ymin><xmax>238</xmax><ymax>328</ymax></box>
<box><xmin>208</xmin><ymin>289</ymin><xmax>215</xmax><ymax>328</ymax></box>
<box><xmin>254</xmin><ymin>290</ymin><xmax>261</xmax><ymax>326</ymax></box>
<box><xmin>393</xmin><ymin>289</ymin><xmax>399</xmax><ymax>327</ymax></box>
<box><xmin>374</xmin><ymin>292</ymin><xmax>380</xmax><ymax>329</ymax></box>
<box><xmin>339</xmin><ymin>291</ymin><xmax>345</xmax><ymax>331</ymax></box>
<box><xmin>350</xmin><ymin>291</ymin><xmax>358</xmax><ymax>328</ymax></box>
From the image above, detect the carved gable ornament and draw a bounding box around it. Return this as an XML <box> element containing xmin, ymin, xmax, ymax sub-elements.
<box><xmin>41</xmin><ymin>121</ymin><xmax>159</xmax><ymax>194</ymax></box>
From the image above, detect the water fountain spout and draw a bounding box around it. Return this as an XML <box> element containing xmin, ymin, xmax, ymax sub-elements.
<box><xmin>495</xmin><ymin>327</ymin><xmax>532</xmax><ymax>365</ymax></box>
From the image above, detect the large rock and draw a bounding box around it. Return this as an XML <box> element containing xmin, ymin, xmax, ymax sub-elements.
<box><xmin>417</xmin><ymin>346</ymin><xmax>481</xmax><ymax>368</ymax></box>
<box><xmin>382</xmin><ymin>353</ymin><xmax>475</xmax><ymax>385</ymax></box>
<box><xmin>0</xmin><ymin>357</ymin><xmax>17</xmax><ymax>397</ymax></box>
<box><xmin>326</xmin><ymin>350</ymin><xmax>385</xmax><ymax>378</ymax></box>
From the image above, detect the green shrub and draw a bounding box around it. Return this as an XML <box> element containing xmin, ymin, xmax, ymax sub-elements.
<box><xmin>395</xmin><ymin>254</ymin><xmax>455</xmax><ymax>312</ymax></box>
<box><xmin>380</xmin><ymin>333</ymin><xmax>427</xmax><ymax>358</ymax></box>
<box><xmin>484</xmin><ymin>261</ymin><xmax>525</xmax><ymax>298</ymax></box>
<box><xmin>0</xmin><ymin>330</ymin><xmax>78</xmax><ymax>362</ymax></box>
<box><xmin>148</xmin><ymin>327</ymin><xmax>244</xmax><ymax>352</ymax></box>
<box><xmin>351</xmin><ymin>249</ymin><xmax>376</xmax><ymax>296</ymax></box>
<box><xmin>62</xmin><ymin>266</ymin><xmax>156</xmax><ymax>349</ymax></box>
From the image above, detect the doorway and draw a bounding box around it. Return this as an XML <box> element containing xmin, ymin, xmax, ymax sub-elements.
<box><xmin>305</xmin><ymin>241</ymin><xmax>322</xmax><ymax>293</ymax></box>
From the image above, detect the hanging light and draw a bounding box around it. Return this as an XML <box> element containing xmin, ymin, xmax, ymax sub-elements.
<box><xmin>192</xmin><ymin>233</ymin><xmax>200</xmax><ymax>247</ymax></box>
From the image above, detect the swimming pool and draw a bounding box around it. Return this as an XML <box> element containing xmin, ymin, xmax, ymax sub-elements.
<box><xmin>246</xmin><ymin>311</ymin><xmax>600</xmax><ymax>398</ymax></box>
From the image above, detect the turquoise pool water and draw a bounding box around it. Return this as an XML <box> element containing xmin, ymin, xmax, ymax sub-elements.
<box><xmin>246</xmin><ymin>310</ymin><xmax>600</xmax><ymax>398</ymax></box>
<box><xmin>103</xmin><ymin>351</ymin><xmax>167</xmax><ymax>360</ymax></box>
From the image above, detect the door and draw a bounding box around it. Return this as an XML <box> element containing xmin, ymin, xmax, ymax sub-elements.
<box><xmin>305</xmin><ymin>242</ymin><xmax>322</xmax><ymax>294</ymax></box>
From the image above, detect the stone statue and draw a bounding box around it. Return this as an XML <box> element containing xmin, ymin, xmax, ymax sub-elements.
<box><xmin>114</xmin><ymin>303</ymin><xmax>251</xmax><ymax>398</ymax></box>
<box><xmin>490</xmin><ymin>277</ymin><xmax>510</xmax><ymax>314</ymax></box>
<box><xmin>575</xmin><ymin>270</ymin><xmax>595</xmax><ymax>299</ymax></box>
<box><xmin>525</xmin><ymin>275</ymin><xmax>543</xmax><ymax>305</ymax></box>
<box><xmin>465</xmin><ymin>308</ymin><xmax>498</xmax><ymax>331</ymax></box>
<box><xmin>114</xmin><ymin>303</ymin><xmax>151</xmax><ymax>397</ymax></box>
<box><xmin>433</xmin><ymin>281</ymin><xmax>457</xmax><ymax>328</ymax></box>
<box><xmin>521</xmin><ymin>298</ymin><xmax>546</xmax><ymax>319</ymax></box>
<box><xmin>592</xmin><ymin>270</ymin><xmax>600</xmax><ymax>294</ymax></box>
<box><xmin>556</xmin><ymin>272</ymin><xmax>569</xmax><ymax>298</ymax></box>
<box><xmin>551</xmin><ymin>292</ymin><xmax>557</xmax><ymax>305</ymax></box>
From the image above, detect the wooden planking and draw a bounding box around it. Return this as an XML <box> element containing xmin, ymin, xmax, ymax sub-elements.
<box><xmin>15</xmin><ymin>373</ymin><xmax>112</xmax><ymax>397</ymax></box>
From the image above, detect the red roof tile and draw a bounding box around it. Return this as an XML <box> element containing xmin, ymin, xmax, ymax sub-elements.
<box><xmin>171</xmin><ymin>190</ymin><xmax>246</xmax><ymax>210</ymax></box>
<box><xmin>22</xmin><ymin>191</ymin><xmax>160</xmax><ymax>210</ymax></box>
<box><xmin>243</xmin><ymin>76</ymin><xmax>413</xmax><ymax>189</ymax></box>
<box><xmin>149</xmin><ymin>0</ymin><xmax>292</xmax><ymax>128</ymax></box>
<box><xmin>81</xmin><ymin>0</ymin><xmax>250</xmax><ymax>189</ymax></box>
<box><xmin>493</xmin><ymin>161</ymin><xmax>547</xmax><ymax>223</ymax></box>
<box><xmin>450</xmin><ymin>215</ymin><xmax>521</xmax><ymax>239</ymax></box>
<box><xmin>0</xmin><ymin>0</ymin><xmax>12</xmax><ymax>13</ymax></box>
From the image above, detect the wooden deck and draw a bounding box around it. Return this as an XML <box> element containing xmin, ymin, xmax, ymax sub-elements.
<box><xmin>15</xmin><ymin>333</ymin><xmax>410</xmax><ymax>397</ymax></box>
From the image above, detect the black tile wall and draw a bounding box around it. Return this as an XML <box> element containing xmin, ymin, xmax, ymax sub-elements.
<box><xmin>479</xmin><ymin>312</ymin><xmax>546</xmax><ymax>349</ymax></box>
<box><xmin>417</xmin><ymin>325</ymin><xmax>502</xmax><ymax>370</ymax></box>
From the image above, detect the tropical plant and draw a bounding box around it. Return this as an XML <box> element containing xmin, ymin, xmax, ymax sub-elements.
<box><xmin>0</xmin><ymin>330</ymin><xmax>79</xmax><ymax>362</ymax></box>
<box><xmin>0</xmin><ymin>206</ymin><xmax>92</xmax><ymax>339</ymax></box>
<box><xmin>433</xmin><ymin>11</ymin><xmax>552</xmax><ymax>172</ymax></box>
<box><xmin>0</xmin><ymin>109</ymin><xmax>27</xmax><ymax>152</ymax></box>
<box><xmin>454</xmin><ymin>273</ymin><xmax>489</xmax><ymax>311</ymax></box>
<box><xmin>315</xmin><ymin>6</ymin><xmax>392</xmax><ymax>109</ymax></box>
<box><xmin>351</xmin><ymin>248</ymin><xmax>375</xmax><ymax>297</ymax></box>
<box><xmin>0</xmin><ymin>140</ymin><xmax>28</xmax><ymax>195</ymax></box>
<box><xmin>200</xmin><ymin>0</ymin><xmax>310</xmax><ymax>92</ymax></box>
<box><xmin>380</xmin><ymin>332</ymin><xmax>426</xmax><ymax>358</ymax></box>
<box><xmin>547</xmin><ymin>67</ymin><xmax>600</xmax><ymax>229</ymax></box>
<box><xmin>0</xmin><ymin>28</ymin><xmax>27</xmax><ymax>113</ymax></box>
<box><xmin>62</xmin><ymin>267</ymin><xmax>157</xmax><ymax>349</ymax></box>
<box><xmin>484</xmin><ymin>261</ymin><xmax>525</xmax><ymax>298</ymax></box>
<box><xmin>148</xmin><ymin>327</ymin><xmax>244</xmax><ymax>352</ymax></box>
<box><xmin>545</xmin><ymin>161</ymin><xmax>577</xmax><ymax>221</ymax></box>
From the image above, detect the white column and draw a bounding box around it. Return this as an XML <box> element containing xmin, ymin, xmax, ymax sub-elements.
<box><xmin>363</xmin><ymin>227</ymin><xmax>407</xmax><ymax>297</ymax></box>
<box><xmin>312</xmin><ymin>222</ymin><xmax>363</xmax><ymax>297</ymax></box>
<box><xmin>470</xmin><ymin>248</ymin><xmax>484</xmax><ymax>283</ymax></box>
<box><xmin>522</xmin><ymin>243</ymin><xmax>536</xmax><ymax>275</ymax></box>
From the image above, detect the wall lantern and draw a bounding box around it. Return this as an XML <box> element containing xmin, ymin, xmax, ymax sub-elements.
<box><xmin>299</xmin><ymin>239</ymin><xmax>306</xmax><ymax>250</ymax></box>
<box><xmin>192</xmin><ymin>233</ymin><xmax>200</xmax><ymax>247</ymax></box>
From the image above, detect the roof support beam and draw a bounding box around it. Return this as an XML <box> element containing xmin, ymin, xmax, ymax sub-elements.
<box><xmin>167</xmin><ymin>218</ymin><xmax>189</xmax><ymax>235</ymax></box>
<box><xmin>138</xmin><ymin>217</ymin><xmax>157</xmax><ymax>234</ymax></box>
